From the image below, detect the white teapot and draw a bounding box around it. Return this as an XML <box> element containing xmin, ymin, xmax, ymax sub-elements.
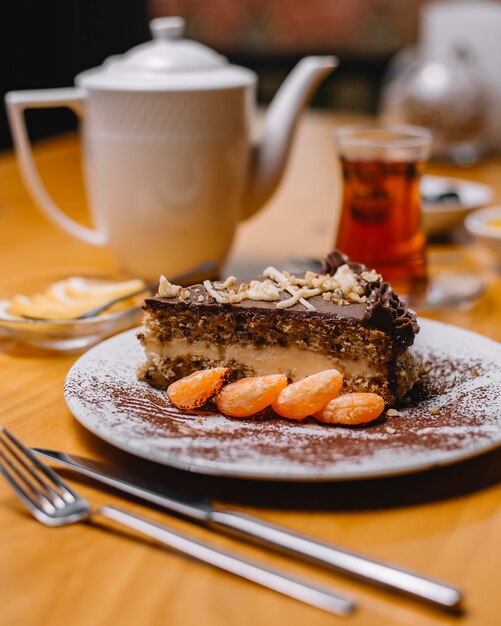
<box><xmin>6</xmin><ymin>17</ymin><xmax>336</xmax><ymax>280</ymax></box>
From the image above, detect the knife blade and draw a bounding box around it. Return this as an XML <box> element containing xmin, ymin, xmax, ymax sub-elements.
<box><xmin>33</xmin><ymin>448</ymin><xmax>462</xmax><ymax>611</ymax></box>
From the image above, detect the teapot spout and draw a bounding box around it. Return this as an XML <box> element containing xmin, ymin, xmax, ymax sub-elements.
<box><xmin>244</xmin><ymin>56</ymin><xmax>337</xmax><ymax>219</ymax></box>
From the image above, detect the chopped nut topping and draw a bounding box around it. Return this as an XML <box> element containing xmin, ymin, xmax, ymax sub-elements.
<box><xmin>277</xmin><ymin>287</ymin><xmax>321</xmax><ymax>310</ymax></box>
<box><xmin>158</xmin><ymin>275</ymin><xmax>181</xmax><ymax>298</ymax></box>
<box><xmin>197</xmin><ymin>295</ymin><xmax>205</xmax><ymax>302</ymax></box>
<box><xmin>263</xmin><ymin>266</ymin><xmax>289</xmax><ymax>287</ymax></box>
<box><xmin>428</xmin><ymin>407</ymin><xmax>440</xmax><ymax>415</ymax></box>
<box><xmin>203</xmin><ymin>280</ymin><xmax>228</xmax><ymax>303</ymax></box>
<box><xmin>348</xmin><ymin>293</ymin><xmax>366</xmax><ymax>303</ymax></box>
<box><xmin>361</xmin><ymin>269</ymin><xmax>381</xmax><ymax>284</ymax></box>
<box><xmin>386</xmin><ymin>408</ymin><xmax>399</xmax><ymax>417</ymax></box>
<box><xmin>221</xmin><ymin>275</ymin><xmax>237</xmax><ymax>289</ymax></box>
<box><xmin>246</xmin><ymin>279</ymin><xmax>281</xmax><ymax>301</ymax></box>
<box><xmin>264</xmin><ymin>266</ymin><xmax>318</xmax><ymax>310</ymax></box>
<box><xmin>183</xmin><ymin>262</ymin><xmax>381</xmax><ymax>311</ymax></box>
<box><xmin>385</xmin><ymin>426</ymin><xmax>397</xmax><ymax>434</ymax></box>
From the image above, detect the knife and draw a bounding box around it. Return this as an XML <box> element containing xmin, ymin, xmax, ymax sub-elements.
<box><xmin>34</xmin><ymin>448</ymin><xmax>462</xmax><ymax>611</ymax></box>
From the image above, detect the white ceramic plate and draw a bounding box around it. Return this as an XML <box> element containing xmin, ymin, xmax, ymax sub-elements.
<box><xmin>64</xmin><ymin>320</ymin><xmax>501</xmax><ymax>481</ymax></box>
<box><xmin>421</xmin><ymin>175</ymin><xmax>494</xmax><ymax>236</ymax></box>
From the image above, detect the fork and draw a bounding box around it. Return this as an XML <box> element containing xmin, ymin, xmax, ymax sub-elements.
<box><xmin>0</xmin><ymin>427</ymin><xmax>354</xmax><ymax>617</ymax></box>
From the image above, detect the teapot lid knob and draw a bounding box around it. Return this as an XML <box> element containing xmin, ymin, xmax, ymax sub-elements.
<box><xmin>150</xmin><ymin>17</ymin><xmax>185</xmax><ymax>40</ymax></box>
<box><xmin>76</xmin><ymin>14</ymin><xmax>256</xmax><ymax>90</ymax></box>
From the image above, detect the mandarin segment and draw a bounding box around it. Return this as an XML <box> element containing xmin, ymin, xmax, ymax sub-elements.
<box><xmin>314</xmin><ymin>392</ymin><xmax>385</xmax><ymax>425</ymax></box>
<box><xmin>214</xmin><ymin>374</ymin><xmax>288</xmax><ymax>418</ymax></box>
<box><xmin>167</xmin><ymin>367</ymin><xmax>231</xmax><ymax>410</ymax></box>
<box><xmin>271</xmin><ymin>369</ymin><xmax>343</xmax><ymax>420</ymax></box>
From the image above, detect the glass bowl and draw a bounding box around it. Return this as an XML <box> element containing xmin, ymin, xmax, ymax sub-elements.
<box><xmin>0</xmin><ymin>267</ymin><xmax>145</xmax><ymax>352</ymax></box>
<box><xmin>465</xmin><ymin>206</ymin><xmax>501</xmax><ymax>266</ymax></box>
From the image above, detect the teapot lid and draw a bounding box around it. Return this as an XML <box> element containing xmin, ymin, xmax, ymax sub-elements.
<box><xmin>76</xmin><ymin>17</ymin><xmax>255</xmax><ymax>91</ymax></box>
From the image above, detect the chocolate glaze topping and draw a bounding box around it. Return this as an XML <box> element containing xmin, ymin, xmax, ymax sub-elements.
<box><xmin>147</xmin><ymin>285</ymin><xmax>367</xmax><ymax>320</ymax></box>
<box><xmin>146</xmin><ymin>250</ymin><xmax>419</xmax><ymax>350</ymax></box>
<box><xmin>321</xmin><ymin>250</ymin><xmax>419</xmax><ymax>348</ymax></box>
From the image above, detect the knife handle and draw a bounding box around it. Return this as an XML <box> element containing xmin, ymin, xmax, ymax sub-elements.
<box><xmin>209</xmin><ymin>509</ymin><xmax>462</xmax><ymax>611</ymax></box>
<box><xmin>99</xmin><ymin>505</ymin><xmax>354</xmax><ymax>617</ymax></box>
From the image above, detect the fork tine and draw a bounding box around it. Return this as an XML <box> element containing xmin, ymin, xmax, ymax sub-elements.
<box><xmin>1</xmin><ymin>427</ymin><xmax>76</xmax><ymax>501</ymax></box>
<box><xmin>0</xmin><ymin>444</ymin><xmax>57</xmax><ymax>512</ymax></box>
<box><xmin>0</xmin><ymin>431</ymin><xmax>65</xmax><ymax>506</ymax></box>
<box><xmin>0</xmin><ymin>454</ymin><xmax>52</xmax><ymax>514</ymax></box>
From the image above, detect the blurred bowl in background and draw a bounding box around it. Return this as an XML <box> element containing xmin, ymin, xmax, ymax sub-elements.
<box><xmin>0</xmin><ymin>267</ymin><xmax>144</xmax><ymax>352</ymax></box>
<box><xmin>464</xmin><ymin>206</ymin><xmax>501</xmax><ymax>264</ymax></box>
<box><xmin>421</xmin><ymin>175</ymin><xmax>494</xmax><ymax>236</ymax></box>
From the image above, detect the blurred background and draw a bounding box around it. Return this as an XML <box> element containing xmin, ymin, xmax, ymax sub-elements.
<box><xmin>1</xmin><ymin>0</ymin><xmax>501</xmax><ymax>161</ymax></box>
<box><xmin>0</xmin><ymin>0</ymin><xmax>428</xmax><ymax>149</ymax></box>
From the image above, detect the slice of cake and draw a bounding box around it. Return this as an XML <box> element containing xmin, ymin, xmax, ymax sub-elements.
<box><xmin>137</xmin><ymin>251</ymin><xmax>419</xmax><ymax>405</ymax></box>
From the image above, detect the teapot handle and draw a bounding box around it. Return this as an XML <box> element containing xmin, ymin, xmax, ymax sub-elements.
<box><xmin>5</xmin><ymin>88</ymin><xmax>107</xmax><ymax>246</ymax></box>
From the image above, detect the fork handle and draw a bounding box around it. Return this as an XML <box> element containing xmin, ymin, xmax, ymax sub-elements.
<box><xmin>209</xmin><ymin>510</ymin><xmax>462</xmax><ymax>611</ymax></box>
<box><xmin>98</xmin><ymin>506</ymin><xmax>354</xmax><ymax>617</ymax></box>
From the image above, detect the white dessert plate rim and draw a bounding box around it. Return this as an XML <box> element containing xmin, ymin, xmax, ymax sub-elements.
<box><xmin>64</xmin><ymin>319</ymin><xmax>501</xmax><ymax>482</ymax></box>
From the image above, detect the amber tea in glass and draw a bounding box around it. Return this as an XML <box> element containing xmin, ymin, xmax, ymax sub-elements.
<box><xmin>335</xmin><ymin>126</ymin><xmax>432</xmax><ymax>296</ymax></box>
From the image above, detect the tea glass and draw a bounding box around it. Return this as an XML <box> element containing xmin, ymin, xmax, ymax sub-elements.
<box><xmin>334</xmin><ymin>125</ymin><xmax>431</xmax><ymax>297</ymax></box>
<box><xmin>333</xmin><ymin>124</ymin><xmax>485</xmax><ymax>308</ymax></box>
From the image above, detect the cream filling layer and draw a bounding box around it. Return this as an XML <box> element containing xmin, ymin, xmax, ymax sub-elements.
<box><xmin>143</xmin><ymin>337</ymin><xmax>379</xmax><ymax>381</ymax></box>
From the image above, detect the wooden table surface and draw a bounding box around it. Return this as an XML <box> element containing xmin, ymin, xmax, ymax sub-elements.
<box><xmin>0</xmin><ymin>112</ymin><xmax>500</xmax><ymax>626</ymax></box>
